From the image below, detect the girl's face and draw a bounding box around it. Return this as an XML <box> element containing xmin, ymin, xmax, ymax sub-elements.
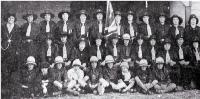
<box><xmin>190</xmin><ymin>18</ymin><xmax>197</xmax><ymax>25</ymax></box>
<box><xmin>97</xmin><ymin>13</ymin><xmax>103</xmax><ymax>21</ymax></box>
<box><xmin>96</xmin><ymin>39</ymin><xmax>102</xmax><ymax>46</ymax></box>
<box><xmin>193</xmin><ymin>42</ymin><xmax>199</xmax><ymax>48</ymax></box>
<box><xmin>173</xmin><ymin>17</ymin><xmax>179</xmax><ymax>25</ymax></box>
<box><xmin>74</xmin><ymin>66</ymin><xmax>80</xmax><ymax>71</ymax></box>
<box><xmin>45</xmin><ymin>14</ymin><xmax>51</xmax><ymax>21</ymax></box>
<box><xmin>164</xmin><ymin>43</ymin><xmax>171</xmax><ymax>50</ymax></box>
<box><xmin>107</xmin><ymin>62</ymin><xmax>113</xmax><ymax>69</ymax></box>
<box><xmin>56</xmin><ymin>63</ymin><xmax>62</xmax><ymax>69</ymax></box>
<box><xmin>150</xmin><ymin>39</ymin><xmax>156</xmax><ymax>46</ymax></box>
<box><xmin>80</xmin><ymin>14</ymin><xmax>86</xmax><ymax>22</ymax></box>
<box><xmin>143</xmin><ymin>16</ymin><xmax>149</xmax><ymax>24</ymax></box>
<box><xmin>27</xmin><ymin>15</ymin><xmax>34</xmax><ymax>23</ymax></box>
<box><xmin>124</xmin><ymin>39</ymin><xmax>129</xmax><ymax>46</ymax></box>
<box><xmin>159</xmin><ymin>16</ymin><xmax>165</xmax><ymax>23</ymax></box>
<box><xmin>79</xmin><ymin>42</ymin><xmax>86</xmax><ymax>51</ymax></box>
<box><xmin>28</xmin><ymin>64</ymin><xmax>34</xmax><ymax>70</ymax></box>
<box><xmin>137</xmin><ymin>39</ymin><xmax>143</xmax><ymax>45</ymax></box>
<box><xmin>141</xmin><ymin>66</ymin><xmax>147</xmax><ymax>71</ymax></box>
<box><xmin>157</xmin><ymin>63</ymin><xmax>163</xmax><ymax>69</ymax></box>
<box><xmin>115</xmin><ymin>15</ymin><xmax>121</xmax><ymax>23</ymax></box>
<box><xmin>41</xmin><ymin>68</ymin><xmax>48</xmax><ymax>74</ymax></box>
<box><xmin>62</xmin><ymin>13</ymin><xmax>69</xmax><ymax>21</ymax></box>
<box><xmin>121</xmin><ymin>66</ymin><xmax>129</xmax><ymax>73</ymax></box>
<box><xmin>177</xmin><ymin>38</ymin><xmax>184</xmax><ymax>46</ymax></box>
<box><xmin>112</xmin><ymin>39</ymin><xmax>118</xmax><ymax>45</ymax></box>
<box><xmin>47</xmin><ymin>39</ymin><xmax>52</xmax><ymax>45</ymax></box>
<box><xmin>61</xmin><ymin>36</ymin><xmax>67</xmax><ymax>43</ymax></box>
<box><xmin>8</xmin><ymin>16</ymin><xmax>15</xmax><ymax>24</ymax></box>
<box><xmin>91</xmin><ymin>62</ymin><xmax>97</xmax><ymax>69</ymax></box>
<box><xmin>127</xmin><ymin>15</ymin><xmax>133</xmax><ymax>21</ymax></box>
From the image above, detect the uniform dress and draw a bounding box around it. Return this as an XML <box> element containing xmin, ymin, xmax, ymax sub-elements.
<box><xmin>132</xmin><ymin>43</ymin><xmax>150</xmax><ymax>67</ymax></box>
<box><xmin>1</xmin><ymin>23</ymin><xmax>21</xmax><ymax>85</ymax></box>
<box><xmin>55</xmin><ymin>20</ymin><xmax>75</xmax><ymax>44</ymax></box>
<box><xmin>124</xmin><ymin>22</ymin><xmax>138</xmax><ymax>44</ymax></box>
<box><xmin>135</xmin><ymin>68</ymin><xmax>154</xmax><ymax>91</ymax></box>
<box><xmin>20</xmin><ymin>22</ymin><xmax>40</xmax><ymax>65</ymax></box>
<box><xmin>40</xmin><ymin>43</ymin><xmax>59</xmax><ymax>64</ymax></box>
<box><xmin>158</xmin><ymin>49</ymin><xmax>181</xmax><ymax>86</ymax></box>
<box><xmin>89</xmin><ymin>45</ymin><xmax>106</xmax><ymax>62</ymax></box>
<box><xmin>74</xmin><ymin>20</ymin><xmax>91</xmax><ymax>41</ymax></box>
<box><xmin>147</xmin><ymin>44</ymin><xmax>160</xmax><ymax>69</ymax></box>
<box><xmin>90</xmin><ymin>20</ymin><xmax>106</xmax><ymax>45</ymax></box>
<box><xmin>74</xmin><ymin>47</ymin><xmax>90</xmax><ymax>66</ymax></box>
<box><xmin>138</xmin><ymin>22</ymin><xmax>156</xmax><ymax>40</ymax></box>
<box><xmin>35</xmin><ymin>71</ymin><xmax>53</xmax><ymax>95</ymax></box>
<box><xmin>168</xmin><ymin>26</ymin><xmax>184</xmax><ymax>44</ymax></box>
<box><xmin>49</xmin><ymin>67</ymin><xmax>67</xmax><ymax>92</ymax></box>
<box><xmin>155</xmin><ymin>23</ymin><xmax>170</xmax><ymax>46</ymax></box>
<box><xmin>184</xmin><ymin>25</ymin><xmax>200</xmax><ymax>46</ymax></box>
<box><xmin>15</xmin><ymin>67</ymin><xmax>38</xmax><ymax>97</ymax></box>
<box><xmin>174</xmin><ymin>45</ymin><xmax>193</xmax><ymax>87</ymax></box>
<box><xmin>153</xmin><ymin>66</ymin><xmax>171</xmax><ymax>86</ymax></box>
<box><xmin>37</xmin><ymin>20</ymin><xmax>57</xmax><ymax>44</ymax></box>
<box><xmin>102</xmin><ymin>65</ymin><xmax>120</xmax><ymax>92</ymax></box>
<box><xmin>106</xmin><ymin>44</ymin><xmax>121</xmax><ymax>63</ymax></box>
<box><xmin>57</xmin><ymin>41</ymin><xmax>75</xmax><ymax>69</ymax></box>
<box><xmin>118</xmin><ymin>70</ymin><xmax>135</xmax><ymax>86</ymax></box>
<box><xmin>84</xmin><ymin>65</ymin><xmax>103</xmax><ymax>92</ymax></box>
<box><xmin>190</xmin><ymin>47</ymin><xmax>200</xmax><ymax>89</ymax></box>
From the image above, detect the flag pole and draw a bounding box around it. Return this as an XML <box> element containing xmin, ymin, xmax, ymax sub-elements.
<box><xmin>145</xmin><ymin>0</ymin><xmax>148</xmax><ymax>8</ymax></box>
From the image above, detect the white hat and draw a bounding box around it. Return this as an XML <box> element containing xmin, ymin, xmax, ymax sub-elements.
<box><xmin>122</xmin><ymin>33</ymin><xmax>131</xmax><ymax>40</ymax></box>
<box><xmin>54</xmin><ymin>56</ymin><xmax>64</xmax><ymax>64</ymax></box>
<box><xmin>90</xmin><ymin>56</ymin><xmax>98</xmax><ymax>62</ymax></box>
<box><xmin>156</xmin><ymin>57</ymin><xmax>164</xmax><ymax>64</ymax></box>
<box><xmin>120</xmin><ymin>62</ymin><xmax>129</xmax><ymax>68</ymax></box>
<box><xmin>139</xmin><ymin>59</ymin><xmax>150</xmax><ymax>67</ymax></box>
<box><xmin>72</xmin><ymin>59</ymin><xmax>82</xmax><ymax>66</ymax></box>
<box><xmin>105</xmin><ymin>55</ymin><xmax>114</xmax><ymax>63</ymax></box>
<box><xmin>26</xmin><ymin>56</ymin><xmax>36</xmax><ymax>65</ymax></box>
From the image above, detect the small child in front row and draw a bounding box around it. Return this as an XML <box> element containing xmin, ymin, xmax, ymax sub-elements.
<box><xmin>135</xmin><ymin>59</ymin><xmax>158</xmax><ymax>94</ymax></box>
<box><xmin>85</xmin><ymin>56</ymin><xmax>103</xmax><ymax>94</ymax></box>
<box><xmin>66</xmin><ymin>59</ymin><xmax>89</xmax><ymax>95</ymax></box>
<box><xmin>36</xmin><ymin>62</ymin><xmax>52</xmax><ymax>97</ymax></box>
<box><xmin>117</xmin><ymin>62</ymin><xmax>135</xmax><ymax>93</ymax></box>
<box><xmin>153</xmin><ymin>57</ymin><xmax>176</xmax><ymax>93</ymax></box>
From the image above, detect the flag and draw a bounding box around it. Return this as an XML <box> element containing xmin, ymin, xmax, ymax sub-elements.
<box><xmin>105</xmin><ymin>1</ymin><xmax>117</xmax><ymax>37</ymax></box>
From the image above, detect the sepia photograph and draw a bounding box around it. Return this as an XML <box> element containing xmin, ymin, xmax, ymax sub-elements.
<box><xmin>1</xmin><ymin>0</ymin><xmax>200</xmax><ymax>99</ymax></box>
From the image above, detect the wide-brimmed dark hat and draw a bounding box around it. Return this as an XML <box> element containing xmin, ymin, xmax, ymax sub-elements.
<box><xmin>78</xmin><ymin>36</ymin><xmax>88</xmax><ymax>44</ymax></box>
<box><xmin>170</xmin><ymin>14</ymin><xmax>183</xmax><ymax>25</ymax></box>
<box><xmin>23</xmin><ymin>10</ymin><xmax>37</xmax><ymax>21</ymax></box>
<box><xmin>109</xmin><ymin>33</ymin><xmax>119</xmax><ymax>40</ymax></box>
<box><xmin>4</xmin><ymin>13</ymin><xmax>17</xmax><ymax>22</ymax></box>
<box><xmin>164</xmin><ymin>38</ymin><xmax>172</xmax><ymax>44</ymax></box>
<box><xmin>40</xmin><ymin>10</ymin><xmax>55</xmax><ymax>19</ymax></box>
<box><xmin>114</xmin><ymin>11</ymin><xmax>122</xmax><ymax>16</ymax></box>
<box><xmin>139</xmin><ymin>10</ymin><xmax>151</xmax><ymax>22</ymax></box>
<box><xmin>95</xmin><ymin>34</ymin><xmax>104</xmax><ymax>40</ymax></box>
<box><xmin>93</xmin><ymin>9</ymin><xmax>105</xmax><ymax>19</ymax></box>
<box><xmin>192</xmin><ymin>36</ymin><xmax>199</xmax><ymax>42</ymax></box>
<box><xmin>76</xmin><ymin>9</ymin><xmax>89</xmax><ymax>19</ymax></box>
<box><xmin>136</xmin><ymin>34</ymin><xmax>144</xmax><ymax>40</ymax></box>
<box><xmin>40</xmin><ymin>62</ymin><xmax>50</xmax><ymax>68</ymax></box>
<box><xmin>58</xmin><ymin>10</ymin><xmax>71</xmax><ymax>20</ymax></box>
<box><xmin>188</xmin><ymin>14</ymin><xmax>199</xmax><ymax>24</ymax></box>
<box><xmin>176</xmin><ymin>34</ymin><xmax>184</xmax><ymax>40</ymax></box>
<box><xmin>59</xmin><ymin>32</ymin><xmax>69</xmax><ymax>38</ymax></box>
<box><xmin>149</xmin><ymin>35</ymin><xmax>156</xmax><ymax>40</ymax></box>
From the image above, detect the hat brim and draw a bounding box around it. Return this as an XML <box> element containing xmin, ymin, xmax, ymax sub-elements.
<box><xmin>26</xmin><ymin>62</ymin><xmax>37</xmax><ymax>65</ymax></box>
<box><xmin>58</xmin><ymin>11</ymin><xmax>71</xmax><ymax>20</ymax></box>
<box><xmin>76</xmin><ymin>13</ymin><xmax>90</xmax><ymax>19</ymax></box>
<box><xmin>55</xmin><ymin>62</ymin><xmax>64</xmax><ymax>64</ymax></box>
<box><xmin>139</xmin><ymin>64</ymin><xmax>150</xmax><ymax>67</ymax></box>
<box><xmin>93</xmin><ymin>11</ymin><xmax>105</xmax><ymax>19</ymax></box>
<box><xmin>188</xmin><ymin>17</ymin><xmax>199</xmax><ymax>24</ymax></box>
<box><xmin>139</xmin><ymin>14</ymin><xmax>151</xmax><ymax>22</ymax></box>
<box><xmin>170</xmin><ymin>16</ymin><xmax>183</xmax><ymax>25</ymax></box>
<box><xmin>23</xmin><ymin>14</ymin><xmax>38</xmax><ymax>21</ymax></box>
<box><xmin>40</xmin><ymin>13</ymin><xmax>55</xmax><ymax>19</ymax></box>
<box><xmin>4</xmin><ymin>13</ymin><xmax>17</xmax><ymax>22</ymax></box>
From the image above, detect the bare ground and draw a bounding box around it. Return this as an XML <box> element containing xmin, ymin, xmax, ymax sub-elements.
<box><xmin>38</xmin><ymin>90</ymin><xmax>200</xmax><ymax>99</ymax></box>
